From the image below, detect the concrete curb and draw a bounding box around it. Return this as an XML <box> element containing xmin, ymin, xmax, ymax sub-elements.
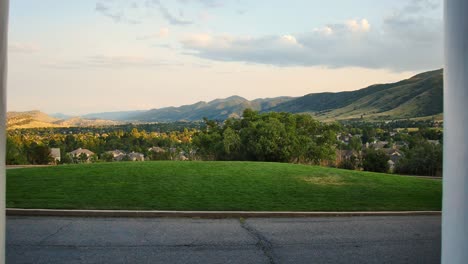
<box><xmin>6</xmin><ymin>208</ymin><xmax>442</xmax><ymax>218</ymax></box>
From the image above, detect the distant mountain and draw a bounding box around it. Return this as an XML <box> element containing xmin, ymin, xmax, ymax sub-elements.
<box><xmin>7</xmin><ymin>111</ymin><xmax>122</xmax><ymax>130</ymax></box>
<box><xmin>83</xmin><ymin>96</ymin><xmax>293</xmax><ymax>122</ymax></box>
<box><xmin>266</xmin><ymin>69</ymin><xmax>443</xmax><ymax>121</ymax></box>
<box><xmin>49</xmin><ymin>113</ymin><xmax>74</xmax><ymax>119</ymax></box>
<box><xmin>82</xmin><ymin>110</ymin><xmax>146</xmax><ymax>121</ymax></box>
<box><xmin>121</xmin><ymin>69</ymin><xmax>442</xmax><ymax>122</ymax></box>
<box><xmin>53</xmin><ymin>117</ymin><xmax>121</xmax><ymax>127</ymax></box>
<box><xmin>9</xmin><ymin>69</ymin><xmax>443</xmax><ymax>126</ymax></box>
<box><xmin>101</xmin><ymin>96</ymin><xmax>295</xmax><ymax>122</ymax></box>
<box><xmin>7</xmin><ymin>110</ymin><xmax>62</xmax><ymax>129</ymax></box>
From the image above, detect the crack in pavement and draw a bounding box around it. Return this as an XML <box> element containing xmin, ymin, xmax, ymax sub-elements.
<box><xmin>37</xmin><ymin>221</ymin><xmax>74</xmax><ymax>245</ymax></box>
<box><xmin>239</xmin><ymin>219</ymin><xmax>277</xmax><ymax>264</ymax></box>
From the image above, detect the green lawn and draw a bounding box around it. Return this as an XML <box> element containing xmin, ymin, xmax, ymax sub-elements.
<box><xmin>6</xmin><ymin>161</ymin><xmax>442</xmax><ymax>211</ymax></box>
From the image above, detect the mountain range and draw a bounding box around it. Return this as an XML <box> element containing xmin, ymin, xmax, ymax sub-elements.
<box><xmin>7</xmin><ymin>69</ymin><xmax>443</xmax><ymax>129</ymax></box>
<box><xmin>7</xmin><ymin>111</ymin><xmax>122</xmax><ymax>130</ymax></box>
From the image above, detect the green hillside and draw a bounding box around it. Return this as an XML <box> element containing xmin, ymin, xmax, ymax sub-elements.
<box><xmin>268</xmin><ymin>69</ymin><xmax>443</xmax><ymax>121</ymax></box>
<box><xmin>130</xmin><ymin>96</ymin><xmax>294</xmax><ymax>121</ymax></box>
<box><xmin>126</xmin><ymin>69</ymin><xmax>443</xmax><ymax>122</ymax></box>
<box><xmin>7</xmin><ymin>161</ymin><xmax>441</xmax><ymax>211</ymax></box>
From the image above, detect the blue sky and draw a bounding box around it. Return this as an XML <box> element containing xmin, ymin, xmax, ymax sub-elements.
<box><xmin>7</xmin><ymin>0</ymin><xmax>443</xmax><ymax>115</ymax></box>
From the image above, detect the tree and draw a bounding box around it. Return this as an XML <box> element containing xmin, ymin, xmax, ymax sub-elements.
<box><xmin>26</xmin><ymin>143</ymin><xmax>52</xmax><ymax>165</ymax></box>
<box><xmin>193</xmin><ymin>110</ymin><xmax>338</xmax><ymax>164</ymax></box>
<box><xmin>6</xmin><ymin>136</ymin><xmax>27</xmax><ymax>165</ymax></box>
<box><xmin>61</xmin><ymin>153</ymin><xmax>73</xmax><ymax>164</ymax></box>
<box><xmin>362</xmin><ymin>149</ymin><xmax>389</xmax><ymax>173</ymax></box>
<box><xmin>78</xmin><ymin>153</ymin><xmax>89</xmax><ymax>163</ymax></box>
<box><xmin>223</xmin><ymin>127</ymin><xmax>241</xmax><ymax>159</ymax></box>
<box><xmin>349</xmin><ymin>136</ymin><xmax>362</xmax><ymax>152</ymax></box>
<box><xmin>361</xmin><ymin>127</ymin><xmax>376</xmax><ymax>144</ymax></box>
<box><xmin>64</xmin><ymin>135</ymin><xmax>77</xmax><ymax>152</ymax></box>
<box><xmin>395</xmin><ymin>142</ymin><xmax>442</xmax><ymax>176</ymax></box>
<box><xmin>192</xmin><ymin>130</ymin><xmax>223</xmax><ymax>160</ymax></box>
<box><xmin>101</xmin><ymin>152</ymin><xmax>114</xmax><ymax>162</ymax></box>
<box><xmin>339</xmin><ymin>155</ymin><xmax>359</xmax><ymax>170</ymax></box>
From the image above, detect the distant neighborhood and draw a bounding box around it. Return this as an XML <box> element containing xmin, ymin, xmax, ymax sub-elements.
<box><xmin>6</xmin><ymin>109</ymin><xmax>442</xmax><ymax>177</ymax></box>
<box><xmin>56</xmin><ymin>146</ymin><xmax>190</xmax><ymax>164</ymax></box>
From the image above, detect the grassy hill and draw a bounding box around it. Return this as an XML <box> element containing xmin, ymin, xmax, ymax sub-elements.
<box><xmin>7</xmin><ymin>161</ymin><xmax>441</xmax><ymax>211</ymax></box>
<box><xmin>268</xmin><ymin>69</ymin><xmax>443</xmax><ymax>121</ymax></box>
<box><xmin>7</xmin><ymin>110</ymin><xmax>61</xmax><ymax>129</ymax></box>
<box><xmin>268</xmin><ymin>70</ymin><xmax>443</xmax><ymax>120</ymax></box>
<box><xmin>6</xmin><ymin>110</ymin><xmax>122</xmax><ymax>130</ymax></box>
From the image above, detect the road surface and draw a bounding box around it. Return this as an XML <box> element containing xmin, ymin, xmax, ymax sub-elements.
<box><xmin>7</xmin><ymin>215</ymin><xmax>440</xmax><ymax>264</ymax></box>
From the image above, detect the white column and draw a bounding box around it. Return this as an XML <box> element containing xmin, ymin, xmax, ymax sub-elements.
<box><xmin>0</xmin><ymin>1</ymin><xmax>7</xmax><ymax>264</ymax></box>
<box><xmin>442</xmin><ymin>0</ymin><xmax>468</xmax><ymax>263</ymax></box>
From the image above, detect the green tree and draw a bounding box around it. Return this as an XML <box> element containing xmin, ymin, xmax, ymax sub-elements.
<box><xmin>362</xmin><ymin>149</ymin><xmax>389</xmax><ymax>173</ymax></box>
<box><xmin>6</xmin><ymin>136</ymin><xmax>27</xmax><ymax>165</ymax></box>
<box><xmin>395</xmin><ymin>142</ymin><xmax>442</xmax><ymax>176</ymax></box>
<box><xmin>223</xmin><ymin>127</ymin><xmax>241</xmax><ymax>159</ymax></box>
<box><xmin>349</xmin><ymin>136</ymin><xmax>362</xmax><ymax>152</ymax></box>
<box><xmin>101</xmin><ymin>152</ymin><xmax>114</xmax><ymax>162</ymax></box>
<box><xmin>78</xmin><ymin>153</ymin><xmax>89</xmax><ymax>163</ymax></box>
<box><xmin>26</xmin><ymin>143</ymin><xmax>52</xmax><ymax>165</ymax></box>
<box><xmin>361</xmin><ymin>127</ymin><xmax>376</xmax><ymax>144</ymax></box>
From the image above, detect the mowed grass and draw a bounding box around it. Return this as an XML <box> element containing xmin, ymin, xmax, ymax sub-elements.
<box><xmin>7</xmin><ymin>161</ymin><xmax>442</xmax><ymax>211</ymax></box>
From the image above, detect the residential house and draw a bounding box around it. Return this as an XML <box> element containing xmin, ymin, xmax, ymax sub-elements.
<box><xmin>335</xmin><ymin>149</ymin><xmax>359</xmax><ymax>166</ymax></box>
<box><xmin>394</xmin><ymin>141</ymin><xmax>409</xmax><ymax>148</ymax></box>
<box><xmin>49</xmin><ymin>148</ymin><xmax>61</xmax><ymax>164</ymax></box>
<box><xmin>383</xmin><ymin>148</ymin><xmax>403</xmax><ymax>172</ymax></box>
<box><xmin>388</xmin><ymin>160</ymin><xmax>396</xmax><ymax>172</ymax></box>
<box><xmin>383</xmin><ymin>149</ymin><xmax>403</xmax><ymax>162</ymax></box>
<box><xmin>177</xmin><ymin>151</ymin><xmax>189</xmax><ymax>161</ymax></box>
<box><xmin>337</xmin><ymin>133</ymin><xmax>353</xmax><ymax>144</ymax></box>
<box><xmin>105</xmin><ymin>150</ymin><xmax>126</xmax><ymax>161</ymax></box>
<box><xmin>68</xmin><ymin>148</ymin><xmax>95</xmax><ymax>162</ymax></box>
<box><xmin>127</xmin><ymin>152</ymin><xmax>145</xmax><ymax>161</ymax></box>
<box><xmin>148</xmin><ymin>146</ymin><xmax>166</xmax><ymax>153</ymax></box>
<box><xmin>369</xmin><ymin>141</ymin><xmax>389</xmax><ymax>150</ymax></box>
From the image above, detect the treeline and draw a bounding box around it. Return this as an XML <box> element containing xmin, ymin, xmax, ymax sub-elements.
<box><xmin>6</xmin><ymin>127</ymin><xmax>196</xmax><ymax>165</ymax></box>
<box><xmin>339</xmin><ymin>119</ymin><xmax>443</xmax><ymax>133</ymax></box>
<box><xmin>192</xmin><ymin>109</ymin><xmax>338</xmax><ymax>164</ymax></box>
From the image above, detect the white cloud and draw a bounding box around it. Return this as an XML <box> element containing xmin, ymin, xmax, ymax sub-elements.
<box><xmin>313</xmin><ymin>26</ymin><xmax>334</xmax><ymax>36</ymax></box>
<box><xmin>9</xmin><ymin>42</ymin><xmax>40</xmax><ymax>53</ymax></box>
<box><xmin>280</xmin><ymin>35</ymin><xmax>300</xmax><ymax>46</ymax></box>
<box><xmin>180</xmin><ymin>8</ymin><xmax>442</xmax><ymax>72</ymax></box>
<box><xmin>346</xmin><ymin>19</ymin><xmax>371</xmax><ymax>32</ymax></box>
<box><xmin>137</xmin><ymin>27</ymin><xmax>170</xmax><ymax>40</ymax></box>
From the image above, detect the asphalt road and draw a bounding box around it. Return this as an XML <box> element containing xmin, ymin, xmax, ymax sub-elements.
<box><xmin>6</xmin><ymin>215</ymin><xmax>440</xmax><ymax>264</ymax></box>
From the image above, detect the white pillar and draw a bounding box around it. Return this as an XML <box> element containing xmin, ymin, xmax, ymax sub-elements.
<box><xmin>442</xmin><ymin>0</ymin><xmax>468</xmax><ymax>263</ymax></box>
<box><xmin>0</xmin><ymin>1</ymin><xmax>7</xmax><ymax>264</ymax></box>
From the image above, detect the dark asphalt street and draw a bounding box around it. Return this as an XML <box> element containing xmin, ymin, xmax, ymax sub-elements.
<box><xmin>6</xmin><ymin>215</ymin><xmax>441</xmax><ymax>264</ymax></box>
